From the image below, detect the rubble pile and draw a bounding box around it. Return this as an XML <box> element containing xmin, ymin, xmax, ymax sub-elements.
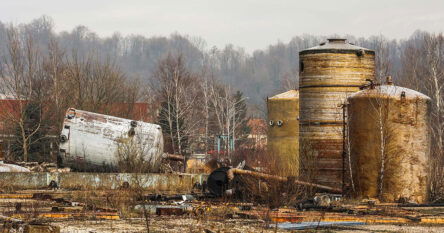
<box><xmin>15</xmin><ymin>162</ymin><xmax>71</xmax><ymax>173</ymax></box>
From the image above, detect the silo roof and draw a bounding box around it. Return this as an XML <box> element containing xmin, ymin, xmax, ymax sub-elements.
<box><xmin>269</xmin><ymin>90</ymin><xmax>299</xmax><ymax>99</ymax></box>
<box><xmin>300</xmin><ymin>38</ymin><xmax>374</xmax><ymax>55</ymax></box>
<box><xmin>350</xmin><ymin>85</ymin><xmax>431</xmax><ymax>100</ymax></box>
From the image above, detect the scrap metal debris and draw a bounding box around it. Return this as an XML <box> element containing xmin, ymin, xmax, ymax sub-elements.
<box><xmin>14</xmin><ymin>162</ymin><xmax>70</xmax><ymax>173</ymax></box>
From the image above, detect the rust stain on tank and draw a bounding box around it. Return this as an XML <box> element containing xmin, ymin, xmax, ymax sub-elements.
<box><xmin>299</xmin><ymin>38</ymin><xmax>375</xmax><ymax>189</ymax></box>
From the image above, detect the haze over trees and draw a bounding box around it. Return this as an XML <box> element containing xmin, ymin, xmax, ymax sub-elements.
<box><xmin>0</xmin><ymin>17</ymin><xmax>438</xmax><ymax>108</ymax></box>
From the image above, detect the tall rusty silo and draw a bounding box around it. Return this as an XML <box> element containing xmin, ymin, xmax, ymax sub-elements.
<box><xmin>348</xmin><ymin>82</ymin><xmax>431</xmax><ymax>203</ymax></box>
<box><xmin>299</xmin><ymin>38</ymin><xmax>375</xmax><ymax>189</ymax></box>
<box><xmin>267</xmin><ymin>90</ymin><xmax>299</xmax><ymax>177</ymax></box>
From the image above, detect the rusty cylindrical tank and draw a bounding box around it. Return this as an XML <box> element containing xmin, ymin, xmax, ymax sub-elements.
<box><xmin>348</xmin><ymin>83</ymin><xmax>431</xmax><ymax>203</ymax></box>
<box><xmin>299</xmin><ymin>38</ymin><xmax>375</xmax><ymax>189</ymax></box>
<box><xmin>267</xmin><ymin>90</ymin><xmax>299</xmax><ymax>176</ymax></box>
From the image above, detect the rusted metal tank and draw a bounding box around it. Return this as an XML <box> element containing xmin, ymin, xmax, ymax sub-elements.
<box><xmin>59</xmin><ymin>108</ymin><xmax>164</xmax><ymax>172</ymax></box>
<box><xmin>347</xmin><ymin>83</ymin><xmax>431</xmax><ymax>203</ymax></box>
<box><xmin>299</xmin><ymin>38</ymin><xmax>375</xmax><ymax>189</ymax></box>
<box><xmin>267</xmin><ymin>90</ymin><xmax>299</xmax><ymax>176</ymax></box>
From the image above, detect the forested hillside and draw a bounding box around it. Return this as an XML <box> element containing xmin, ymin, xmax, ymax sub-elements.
<box><xmin>0</xmin><ymin>16</ymin><xmax>440</xmax><ymax>113</ymax></box>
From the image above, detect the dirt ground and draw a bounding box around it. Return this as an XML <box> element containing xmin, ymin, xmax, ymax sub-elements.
<box><xmin>1</xmin><ymin>189</ymin><xmax>443</xmax><ymax>232</ymax></box>
<box><xmin>53</xmin><ymin>218</ymin><xmax>283</xmax><ymax>233</ymax></box>
<box><xmin>52</xmin><ymin>218</ymin><xmax>444</xmax><ymax>233</ymax></box>
<box><xmin>344</xmin><ymin>224</ymin><xmax>444</xmax><ymax>233</ymax></box>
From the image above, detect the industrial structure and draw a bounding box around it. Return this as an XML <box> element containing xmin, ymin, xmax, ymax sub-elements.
<box><xmin>21</xmin><ymin>38</ymin><xmax>432</xmax><ymax>204</ymax></box>
<box><xmin>267</xmin><ymin>90</ymin><xmax>299</xmax><ymax>176</ymax></box>
<box><xmin>348</xmin><ymin>81</ymin><xmax>431</xmax><ymax>203</ymax></box>
<box><xmin>298</xmin><ymin>38</ymin><xmax>375</xmax><ymax>189</ymax></box>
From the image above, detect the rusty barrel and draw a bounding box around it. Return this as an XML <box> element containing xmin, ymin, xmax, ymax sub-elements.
<box><xmin>299</xmin><ymin>38</ymin><xmax>375</xmax><ymax>189</ymax></box>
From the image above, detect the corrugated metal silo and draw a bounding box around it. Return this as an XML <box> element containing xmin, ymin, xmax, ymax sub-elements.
<box><xmin>348</xmin><ymin>83</ymin><xmax>431</xmax><ymax>203</ymax></box>
<box><xmin>299</xmin><ymin>38</ymin><xmax>375</xmax><ymax>189</ymax></box>
<box><xmin>267</xmin><ymin>90</ymin><xmax>299</xmax><ymax>176</ymax></box>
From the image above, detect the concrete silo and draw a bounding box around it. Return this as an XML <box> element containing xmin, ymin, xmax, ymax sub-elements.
<box><xmin>267</xmin><ymin>90</ymin><xmax>299</xmax><ymax>176</ymax></box>
<box><xmin>347</xmin><ymin>82</ymin><xmax>431</xmax><ymax>203</ymax></box>
<box><xmin>299</xmin><ymin>38</ymin><xmax>375</xmax><ymax>189</ymax></box>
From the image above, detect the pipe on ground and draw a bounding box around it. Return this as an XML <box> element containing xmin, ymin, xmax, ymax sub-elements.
<box><xmin>227</xmin><ymin>168</ymin><xmax>342</xmax><ymax>194</ymax></box>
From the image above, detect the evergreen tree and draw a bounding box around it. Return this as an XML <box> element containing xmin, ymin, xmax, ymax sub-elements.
<box><xmin>233</xmin><ymin>91</ymin><xmax>250</xmax><ymax>146</ymax></box>
<box><xmin>157</xmin><ymin>100</ymin><xmax>189</xmax><ymax>154</ymax></box>
<box><xmin>10</xmin><ymin>102</ymin><xmax>47</xmax><ymax>162</ymax></box>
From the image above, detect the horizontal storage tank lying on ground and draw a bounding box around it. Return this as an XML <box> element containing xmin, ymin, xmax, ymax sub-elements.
<box><xmin>267</xmin><ymin>90</ymin><xmax>299</xmax><ymax>176</ymax></box>
<box><xmin>0</xmin><ymin>161</ymin><xmax>30</xmax><ymax>172</ymax></box>
<box><xmin>59</xmin><ymin>108</ymin><xmax>164</xmax><ymax>172</ymax></box>
<box><xmin>347</xmin><ymin>82</ymin><xmax>431</xmax><ymax>203</ymax></box>
<box><xmin>299</xmin><ymin>38</ymin><xmax>375</xmax><ymax>189</ymax></box>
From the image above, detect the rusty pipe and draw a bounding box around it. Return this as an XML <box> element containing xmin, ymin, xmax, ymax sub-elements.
<box><xmin>163</xmin><ymin>153</ymin><xmax>185</xmax><ymax>161</ymax></box>
<box><xmin>227</xmin><ymin>168</ymin><xmax>342</xmax><ymax>194</ymax></box>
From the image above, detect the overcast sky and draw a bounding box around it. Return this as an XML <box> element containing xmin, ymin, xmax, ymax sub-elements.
<box><xmin>1</xmin><ymin>0</ymin><xmax>443</xmax><ymax>52</ymax></box>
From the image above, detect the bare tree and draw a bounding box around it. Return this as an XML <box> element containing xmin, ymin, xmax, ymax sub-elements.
<box><xmin>0</xmin><ymin>26</ymin><xmax>48</xmax><ymax>161</ymax></box>
<box><xmin>399</xmin><ymin>32</ymin><xmax>444</xmax><ymax>200</ymax></box>
<box><xmin>372</xmin><ymin>89</ymin><xmax>392</xmax><ymax>198</ymax></box>
<box><xmin>422</xmin><ymin>33</ymin><xmax>444</xmax><ymax>200</ymax></box>
<box><xmin>207</xmin><ymin>82</ymin><xmax>249</xmax><ymax>157</ymax></box>
<box><xmin>199</xmin><ymin>65</ymin><xmax>212</xmax><ymax>156</ymax></box>
<box><xmin>367</xmin><ymin>35</ymin><xmax>393</xmax><ymax>82</ymax></box>
<box><xmin>423</xmin><ymin>34</ymin><xmax>444</xmax><ymax>153</ymax></box>
<box><xmin>154</xmin><ymin>54</ymin><xmax>200</xmax><ymax>156</ymax></box>
<box><xmin>280</xmin><ymin>68</ymin><xmax>299</xmax><ymax>91</ymax></box>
